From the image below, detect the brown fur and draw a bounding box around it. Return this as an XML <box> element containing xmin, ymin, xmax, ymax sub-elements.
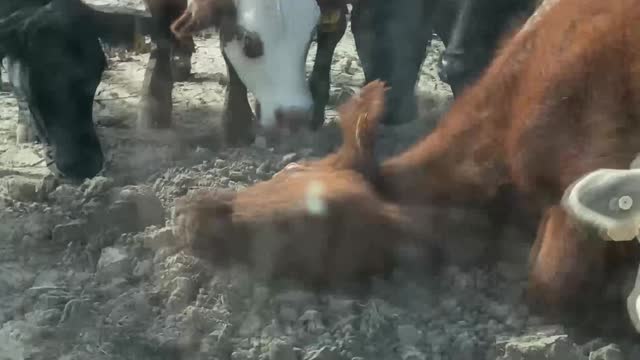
<box><xmin>374</xmin><ymin>0</ymin><xmax>640</xmax><ymax>317</ymax></box>
<box><xmin>173</xmin><ymin>81</ymin><xmax>496</xmax><ymax>287</ymax></box>
<box><xmin>173</xmin><ymin>81</ymin><xmax>412</xmax><ymax>287</ymax></box>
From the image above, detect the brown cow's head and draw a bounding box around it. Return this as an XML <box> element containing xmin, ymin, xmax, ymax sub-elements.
<box><xmin>172</xmin><ymin>0</ymin><xmax>321</xmax><ymax>134</ymax></box>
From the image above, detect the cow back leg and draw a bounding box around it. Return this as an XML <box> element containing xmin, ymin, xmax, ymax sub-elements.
<box><xmin>527</xmin><ymin>205</ymin><xmax>610</xmax><ymax>324</ymax></box>
<box><xmin>309</xmin><ymin>6</ymin><xmax>348</xmax><ymax>130</ymax></box>
<box><xmin>222</xmin><ymin>53</ymin><xmax>255</xmax><ymax>146</ymax></box>
<box><xmin>138</xmin><ymin>43</ymin><xmax>173</xmax><ymax>129</ymax></box>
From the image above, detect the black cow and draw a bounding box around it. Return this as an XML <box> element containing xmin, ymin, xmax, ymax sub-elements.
<box><xmin>0</xmin><ymin>0</ymin><xmax>152</xmax><ymax>181</ymax></box>
<box><xmin>438</xmin><ymin>0</ymin><xmax>536</xmax><ymax>96</ymax></box>
<box><xmin>351</xmin><ymin>0</ymin><xmax>536</xmax><ymax>125</ymax></box>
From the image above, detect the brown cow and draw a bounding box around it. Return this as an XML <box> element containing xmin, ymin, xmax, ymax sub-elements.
<box><xmin>372</xmin><ymin>0</ymin><xmax>640</xmax><ymax>325</ymax></box>
<box><xmin>173</xmin><ymin>81</ymin><xmax>497</xmax><ymax>288</ymax></box>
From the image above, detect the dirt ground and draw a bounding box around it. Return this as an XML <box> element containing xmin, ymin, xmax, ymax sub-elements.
<box><xmin>0</xmin><ymin>19</ymin><xmax>638</xmax><ymax>360</ymax></box>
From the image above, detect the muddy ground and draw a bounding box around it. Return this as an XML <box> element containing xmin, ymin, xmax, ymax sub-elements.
<box><xmin>0</xmin><ymin>21</ymin><xmax>638</xmax><ymax>360</ymax></box>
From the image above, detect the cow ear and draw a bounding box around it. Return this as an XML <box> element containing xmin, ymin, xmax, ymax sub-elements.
<box><xmin>561</xmin><ymin>168</ymin><xmax>640</xmax><ymax>241</ymax></box>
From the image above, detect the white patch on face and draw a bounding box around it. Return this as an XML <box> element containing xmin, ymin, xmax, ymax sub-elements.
<box><xmin>223</xmin><ymin>0</ymin><xmax>320</xmax><ymax>128</ymax></box>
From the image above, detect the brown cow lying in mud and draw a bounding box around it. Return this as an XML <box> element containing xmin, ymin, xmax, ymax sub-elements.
<box><xmin>174</xmin><ymin>0</ymin><xmax>640</xmax><ymax>330</ymax></box>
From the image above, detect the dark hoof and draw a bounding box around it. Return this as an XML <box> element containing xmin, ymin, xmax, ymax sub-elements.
<box><xmin>171</xmin><ymin>54</ymin><xmax>192</xmax><ymax>82</ymax></box>
<box><xmin>223</xmin><ymin>110</ymin><xmax>255</xmax><ymax>146</ymax></box>
<box><xmin>138</xmin><ymin>96</ymin><xmax>172</xmax><ymax>129</ymax></box>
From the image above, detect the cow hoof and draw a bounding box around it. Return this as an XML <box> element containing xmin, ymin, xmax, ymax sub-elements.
<box><xmin>16</xmin><ymin>123</ymin><xmax>36</xmax><ymax>144</ymax></box>
<box><xmin>138</xmin><ymin>96</ymin><xmax>172</xmax><ymax>129</ymax></box>
<box><xmin>223</xmin><ymin>109</ymin><xmax>255</xmax><ymax>147</ymax></box>
<box><xmin>171</xmin><ymin>54</ymin><xmax>192</xmax><ymax>82</ymax></box>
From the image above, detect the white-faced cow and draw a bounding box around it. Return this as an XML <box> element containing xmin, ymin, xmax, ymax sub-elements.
<box><xmin>0</xmin><ymin>0</ymin><xmax>153</xmax><ymax>181</ymax></box>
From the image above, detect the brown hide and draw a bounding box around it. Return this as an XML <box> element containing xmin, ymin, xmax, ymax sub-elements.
<box><xmin>173</xmin><ymin>81</ymin><xmax>496</xmax><ymax>287</ymax></box>
<box><xmin>376</xmin><ymin>0</ymin><xmax>640</xmax><ymax>315</ymax></box>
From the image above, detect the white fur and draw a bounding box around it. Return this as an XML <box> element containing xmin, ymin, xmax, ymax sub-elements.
<box><xmin>223</xmin><ymin>0</ymin><xmax>320</xmax><ymax>128</ymax></box>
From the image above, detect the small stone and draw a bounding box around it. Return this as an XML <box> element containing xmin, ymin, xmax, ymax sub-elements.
<box><xmin>306</xmin><ymin>346</ymin><xmax>342</xmax><ymax>360</ymax></box>
<box><xmin>280</xmin><ymin>306</ymin><xmax>299</xmax><ymax>322</ymax></box>
<box><xmin>96</xmin><ymin>246</ymin><xmax>131</xmax><ymax>281</ymax></box>
<box><xmin>214</xmin><ymin>159</ymin><xmax>227</xmax><ymax>168</ymax></box>
<box><xmin>4</xmin><ymin>177</ymin><xmax>38</xmax><ymax>202</ymax></box>
<box><xmin>401</xmin><ymin>347</ymin><xmax>426</xmax><ymax>360</ymax></box>
<box><xmin>108</xmin><ymin>186</ymin><xmax>164</xmax><ymax>233</ymax></box>
<box><xmin>397</xmin><ymin>324</ymin><xmax>421</xmax><ymax>346</ymax></box>
<box><xmin>280</xmin><ymin>153</ymin><xmax>299</xmax><ymax>167</ymax></box>
<box><xmin>256</xmin><ymin>162</ymin><xmax>271</xmax><ymax>178</ymax></box>
<box><xmin>299</xmin><ymin>310</ymin><xmax>325</xmax><ymax>333</ymax></box>
<box><xmin>499</xmin><ymin>334</ymin><xmax>585</xmax><ymax>360</ymax></box>
<box><xmin>451</xmin><ymin>333</ymin><xmax>476</xmax><ymax>360</ymax></box>
<box><xmin>229</xmin><ymin>170</ymin><xmax>245</xmax><ymax>181</ymax></box>
<box><xmin>48</xmin><ymin>184</ymin><xmax>81</xmax><ymax>205</ymax></box>
<box><xmin>52</xmin><ymin>219</ymin><xmax>87</xmax><ymax>246</ymax></box>
<box><xmin>143</xmin><ymin>227</ymin><xmax>175</xmax><ymax>250</ymax></box>
<box><xmin>268</xmin><ymin>339</ymin><xmax>297</xmax><ymax>360</ymax></box>
<box><xmin>327</xmin><ymin>297</ymin><xmax>355</xmax><ymax>315</ymax></box>
<box><xmin>589</xmin><ymin>344</ymin><xmax>623</xmax><ymax>360</ymax></box>
<box><xmin>83</xmin><ymin>176</ymin><xmax>114</xmax><ymax>197</ymax></box>
<box><xmin>132</xmin><ymin>259</ymin><xmax>153</xmax><ymax>278</ymax></box>
<box><xmin>238</xmin><ymin>312</ymin><xmax>263</xmax><ymax>337</ymax></box>
<box><xmin>275</xmin><ymin>290</ymin><xmax>317</xmax><ymax>305</ymax></box>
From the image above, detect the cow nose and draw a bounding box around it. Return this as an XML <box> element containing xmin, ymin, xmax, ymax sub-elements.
<box><xmin>274</xmin><ymin>107</ymin><xmax>313</xmax><ymax>133</ymax></box>
<box><xmin>50</xmin><ymin>137</ymin><xmax>104</xmax><ymax>182</ymax></box>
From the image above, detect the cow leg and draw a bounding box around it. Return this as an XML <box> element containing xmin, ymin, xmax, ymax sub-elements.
<box><xmin>4</xmin><ymin>57</ymin><xmax>36</xmax><ymax>143</ymax></box>
<box><xmin>138</xmin><ymin>1</ymin><xmax>190</xmax><ymax>128</ymax></box>
<box><xmin>171</xmin><ymin>35</ymin><xmax>194</xmax><ymax>82</ymax></box>
<box><xmin>222</xmin><ymin>52</ymin><xmax>255</xmax><ymax>146</ymax></box>
<box><xmin>15</xmin><ymin>94</ymin><xmax>36</xmax><ymax>144</ymax></box>
<box><xmin>138</xmin><ymin>42</ymin><xmax>173</xmax><ymax>129</ymax></box>
<box><xmin>527</xmin><ymin>205</ymin><xmax>608</xmax><ymax>322</ymax></box>
<box><xmin>308</xmin><ymin>6</ymin><xmax>348</xmax><ymax>130</ymax></box>
<box><xmin>351</xmin><ymin>0</ymin><xmax>432</xmax><ymax>126</ymax></box>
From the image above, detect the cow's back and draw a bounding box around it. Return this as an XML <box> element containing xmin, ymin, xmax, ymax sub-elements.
<box><xmin>505</xmin><ymin>0</ymin><xmax>640</xmax><ymax>205</ymax></box>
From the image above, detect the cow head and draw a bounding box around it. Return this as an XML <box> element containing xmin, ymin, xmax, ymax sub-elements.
<box><xmin>0</xmin><ymin>0</ymin><xmax>150</xmax><ymax>181</ymax></box>
<box><xmin>172</xmin><ymin>0</ymin><xmax>320</xmax><ymax>134</ymax></box>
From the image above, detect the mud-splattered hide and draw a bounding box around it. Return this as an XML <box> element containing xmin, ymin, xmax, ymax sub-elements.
<box><xmin>173</xmin><ymin>0</ymin><xmax>321</xmax><ymax>133</ymax></box>
<box><xmin>0</xmin><ymin>0</ymin><xmax>152</xmax><ymax>180</ymax></box>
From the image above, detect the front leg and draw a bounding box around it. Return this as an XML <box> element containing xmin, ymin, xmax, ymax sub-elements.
<box><xmin>222</xmin><ymin>52</ymin><xmax>255</xmax><ymax>146</ymax></box>
<box><xmin>4</xmin><ymin>57</ymin><xmax>37</xmax><ymax>143</ymax></box>
<box><xmin>138</xmin><ymin>42</ymin><xmax>174</xmax><ymax>129</ymax></box>
<box><xmin>16</xmin><ymin>97</ymin><xmax>36</xmax><ymax>144</ymax></box>
<box><xmin>308</xmin><ymin>6</ymin><xmax>348</xmax><ymax>130</ymax></box>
